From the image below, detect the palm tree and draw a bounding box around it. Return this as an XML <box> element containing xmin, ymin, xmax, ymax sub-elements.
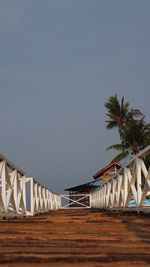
<box><xmin>105</xmin><ymin>94</ymin><xmax>149</xmax><ymax>161</ymax></box>
<box><xmin>105</xmin><ymin>94</ymin><xmax>142</xmax><ymax>131</ymax></box>
<box><xmin>107</xmin><ymin>119</ymin><xmax>150</xmax><ymax>161</ymax></box>
<box><xmin>121</xmin><ymin>119</ymin><xmax>150</xmax><ymax>155</ymax></box>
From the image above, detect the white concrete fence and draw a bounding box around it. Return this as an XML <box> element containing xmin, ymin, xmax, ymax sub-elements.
<box><xmin>90</xmin><ymin>145</ymin><xmax>150</xmax><ymax>210</ymax></box>
<box><xmin>0</xmin><ymin>154</ymin><xmax>61</xmax><ymax>218</ymax></box>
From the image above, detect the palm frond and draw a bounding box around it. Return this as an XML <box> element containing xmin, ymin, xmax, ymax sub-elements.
<box><xmin>106</xmin><ymin>143</ymin><xmax>125</xmax><ymax>151</ymax></box>
<box><xmin>111</xmin><ymin>150</ymin><xmax>129</xmax><ymax>162</ymax></box>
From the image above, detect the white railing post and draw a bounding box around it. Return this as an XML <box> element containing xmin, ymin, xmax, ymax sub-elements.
<box><xmin>30</xmin><ymin>178</ymin><xmax>35</xmax><ymax>216</ymax></box>
<box><xmin>136</xmin><ymin>159</ymin><xmax>142</xmax><ymax>207</ymax></box>
<box><xmin>1</xmin><ymin>161</ymin><xmax>7</xmax><ymax>214</ymax></box>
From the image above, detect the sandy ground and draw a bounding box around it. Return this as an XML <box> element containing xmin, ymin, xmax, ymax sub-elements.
<box><xmin>0</xmin><ymin>209</ymin><xmax>150</xmax><ymax>266</ymax></box>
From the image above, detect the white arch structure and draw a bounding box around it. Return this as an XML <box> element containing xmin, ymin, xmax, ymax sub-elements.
<box><xmin>90</xmin><ymin>145</ymin><xmax>150</xmax><ymax>211</ymax></box>
<box><xmin>0</xmin><ymin>154</ymin><xmax>61</xmax><ymax>218</ymax></box>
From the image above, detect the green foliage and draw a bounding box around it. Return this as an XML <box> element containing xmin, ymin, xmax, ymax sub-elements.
<box><xmin>105</xmin><ymin>94</ymin><xmax>142</xmax><ymax>130</ymax></box>
<box><xmin>105</xmin><ymin>94</ymin><xmax>150</xmax><ymax>161</ymax></box>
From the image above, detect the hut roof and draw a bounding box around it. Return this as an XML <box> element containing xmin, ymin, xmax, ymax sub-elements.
<box><xmin>64</xmin><ymin>181</ymin><xmax>99</xmax><ymax>192</ymax></box>
<box><xmin>93</xmin><ymin>161</ymin><xmax>122</xmax><ymax>180</ymax></box>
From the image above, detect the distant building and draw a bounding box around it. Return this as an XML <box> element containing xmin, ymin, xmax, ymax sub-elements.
<box><xmin>64</xmin><ymin>161</ymin><xmax>122</xmax><ymax>208</ymax></box>
<box><xmin>64</xmin><ymin>182</ymin><xmax>99</xmax><ymax>207</ymax></box>
<box><xmin>93</xmin><ymin>161</ymin><xmax>122</xmax><ymax>182</ymax></box>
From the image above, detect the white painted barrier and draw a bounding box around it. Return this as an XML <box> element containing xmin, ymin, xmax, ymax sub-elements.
<box><xmin>90</xmin><ymin>146</ymin><xmax>150</xmax><ymax>210</ymax></box>
<box><xmin>0</xmin><ymin>154</ymin><xmax>61</xmax><ymax>217</ymax></box>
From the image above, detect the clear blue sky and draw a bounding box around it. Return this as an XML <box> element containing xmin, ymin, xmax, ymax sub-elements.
<box><xmin>0</xmin><ymin>0</ymin><xmax>150</xmax><ymax>193</ymax></box>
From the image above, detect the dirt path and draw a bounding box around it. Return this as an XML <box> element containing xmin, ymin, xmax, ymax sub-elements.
<box><xmin>0</xmin><ymin>209</ymin><xmax>150</xmax><ymax>266</ymax></box>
